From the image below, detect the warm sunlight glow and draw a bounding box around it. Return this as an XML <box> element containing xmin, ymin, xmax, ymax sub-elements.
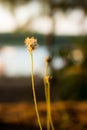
<box><xmin>15</xmin><ymin>1</ymin><xmax>42</xmax><ymax>26</ymax></box>
<box><xmin>0</xmin><ymin>3</ymin><xmax>87</xmax><ymax>35</ymax></box>
<box><xmin>54</xmin><ymin>9</ymin><xmax>85</xmax><ymax>35</ymax></box>
<box><xmin>71</xmin><ymin>49</ymin><xmax>84</xmax><ymax>64</ymax></box>
<box><xmin>29</xmin><ymin>16</ymin><xmax>53</xmax><ymax>34</ymax></box>
<box><xmin>0</xmin><ymin>5</ymin><xmax>16</xmax><ymax>32</ymax></box>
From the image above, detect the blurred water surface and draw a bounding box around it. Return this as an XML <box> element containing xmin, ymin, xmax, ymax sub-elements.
<box><xmin>0</xmin><ymin>45</ymin><xmax>49</xmax><ymax>77</ymax></box>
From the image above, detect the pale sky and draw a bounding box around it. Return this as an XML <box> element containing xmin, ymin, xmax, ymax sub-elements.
<box><xmin>0</xmin><ymin>1</ymin><xmax>87</xmax><ymax>35</ymax></box>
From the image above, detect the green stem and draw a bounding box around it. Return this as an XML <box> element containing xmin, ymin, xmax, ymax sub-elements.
<box><xmin>30</xmin><ymin>51</ymin><xmax>42</xmax><ymax>130</ymax></box>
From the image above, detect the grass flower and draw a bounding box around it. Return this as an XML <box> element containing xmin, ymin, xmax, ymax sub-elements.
<box><xmin>25</xmin><ymin>37</ymin><xmax>37</xmax><ymax>52</ymax></box>
<box><xmin>24</xmin><ymin>37</ymin><xmax>42</xmax><ymax>130</ymax></box>
<box><xmin>44</xmin><ymin>56</ymin><xmax>55</xmax><ymax>130</ymax></box>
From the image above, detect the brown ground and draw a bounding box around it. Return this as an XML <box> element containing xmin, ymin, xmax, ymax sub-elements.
<box><xmin>0</xmin><ymin>102</ymin><xmax>87</xmax><ymax>130</ymax></box>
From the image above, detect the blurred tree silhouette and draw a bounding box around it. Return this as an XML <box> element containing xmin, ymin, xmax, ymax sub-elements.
<box><xmin>1</xmin><ymin>0</ymin><xmax>87</xmax><ymax>32</ymax></box>
<box><xmin>0</xmin><ymin>0</ymin><xmax>87</xmax><ymax>101</ymax></box>
<box><xmin>0</xmin><ymin>0</ymin><xmax>42</xmax><ymax>32</ymax></box>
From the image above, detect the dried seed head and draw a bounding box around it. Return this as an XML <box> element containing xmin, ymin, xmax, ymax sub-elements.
<box><xmin>45</xmin><ymin>56</ymin><xmax>52</xmax><ymax>64</ymax></box>
<box><xmin>24</xmin><ymin>37</ymin><xmax>37</xmax><ymax>52</ymax></box>
<box><xmin>44</xmin><ymin>76</ymin><xmax>52</xmax><ymax>83</ymax></box>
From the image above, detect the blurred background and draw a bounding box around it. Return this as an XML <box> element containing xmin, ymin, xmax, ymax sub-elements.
<box><xmin>0</xmin><ymin>0</ymin><xmax>87</xmax><ymax>129</ymax></box>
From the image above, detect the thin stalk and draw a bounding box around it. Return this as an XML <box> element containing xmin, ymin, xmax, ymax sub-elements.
<box><xmin>30</xmin><ymin>51</ymin><xmax>42</xmax><ymax>130</ymax></box>
<box><xmin>47</xmin><ymin>81</ymin><xmax>55</xmax><ymax>130</ymax></box>
<box><xmin>44</xmin><ymin>62</ymin><xmax>55</xmax><ymax>130</ymax></box>
<box><xmin>44</xmin><ymin>62</ymin><xmax>50</xmax><ymax>130</ymax></box>
<box><xmin>47</xmin><ymin>84</ymin><xmax>50</xmax><ymax>130</ymax></box>
<box><xmin>44</xmin><ymin>62</ymin><xmax>48</xmax><ymax>105</ymax></box>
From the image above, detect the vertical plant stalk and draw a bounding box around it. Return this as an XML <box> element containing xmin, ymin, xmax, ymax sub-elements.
<box><xmin>44</xmin><ymin>62</ymin><xmax>50</xmax><ymax>130</ymax></box>
<box><xmin>44</xmin><ymin>62</ymin><xmax>48</xmax><ymax>104</ymax></box>
<box><xmin>30</xmin><ymin>51</ymin><xmax>42</xmax><ymax>130</ymax></box>
<box><xmin>47</xmin><ymin>80</ymin><xmax>54</xmax><ymax>130</ymax></box>
<box><xmin>44</xmin><ymin>62</ymin><xmax>55</xmax><ymax>130</ymax></box>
